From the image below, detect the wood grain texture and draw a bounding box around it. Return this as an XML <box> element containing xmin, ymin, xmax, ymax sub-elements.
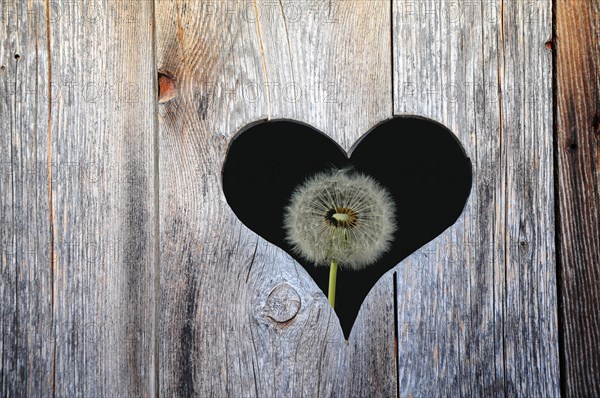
<box><xmin>1</xmin><ymin>1</ymin><xmax>54</xmax><ymax>396</ymax></box>
<box><xmin>0</xmin><ymin>1</ymin><xmax>157</xmax><ymax>396</ymax></box>
<box><xmin>2</xmin><ymin>0</ymin><xmax>590</xmax><ymax>396</ymax></box>
<box><xmin>393</xmin><ymin>0</ymin><xmax>559</xmax><ymax>396</ymax></box>
<box><xmin>155</xmin><ymin>0</ymin><xmax>396</xmax><ymax>396</ymax></box>
<box><xmin>556</xmin><ymin>0</ymin><xmax>600</xmax><ymax>396</ymax></box>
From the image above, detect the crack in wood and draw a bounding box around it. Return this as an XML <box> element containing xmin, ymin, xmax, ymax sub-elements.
<box><xmin>253</xmin><ymin>0</ymin><xmax>271</xmax><ymax>120</ymax></box>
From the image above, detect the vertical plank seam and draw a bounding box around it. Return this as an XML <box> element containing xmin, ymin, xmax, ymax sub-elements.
<box><xmin>477</xmin><ymin>6</ymin><xmax>484</xmax><ymax>397</ymax></box>
<box><xmin>393</xmin><ymin>271</ymin><xmax>399</xmax><ymax>398</ymax></box>
<box><xmin>151</xmin><ymin>0</ymin><xmax>161</xmax><ymax>396</ymax></box>
<box><xmin>430</xmin><ymin>7</ymin><xmax>446</xmax><ymax>396</ymax></box>
<box><xmin>252</xmin><ymin>0</ymin><xmax>271</xmax><ymax>120</ymax></box>
<box><xmin>9</xmin><ymin>17</ymin><xmax>19</xmax><ymax>398</ymax></box>
<box><xmin>552</xmin><ymin>0</ymin><xmax>565</xmax><ymax>396</ymax></box>
<box><xmin>43</xmin><ymin>1</ymin><xmax>57</xmax><ymax>397</ymax></box>
<box><xmin>390</xmin><ymin>0</ymin><xmax>395</xmax><ymax>115</ymax></box>
<box><xmin>390</xmin><ymin>2</ymin><xmax>399</xmax><ymax>394</ymax></box>
<box><xmin>497</xmin><ymin>0</ymin><xmax>507</xmax><ymax>395</ymax></box>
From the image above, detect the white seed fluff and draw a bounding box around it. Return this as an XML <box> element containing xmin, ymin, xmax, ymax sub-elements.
<box><xmin>283</xmin><ymin>167</ymin><xmax>396</xmax><ymax>270</ymax></box>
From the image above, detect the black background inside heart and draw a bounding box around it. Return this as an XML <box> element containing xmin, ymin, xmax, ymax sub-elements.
<box><xmin>222</xmin><ymin>117</ymin><xmax>472</xmax><ymax>338</ymax></box>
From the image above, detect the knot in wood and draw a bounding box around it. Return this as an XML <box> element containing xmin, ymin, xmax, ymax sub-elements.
<box><xmin>158</xmin><ymin>72</ymin><xmax>177</xmax><ymax>103</ymax></box>
<box><xmin>262</xmin><ymin>283</ymin><xmax>301</xmax><ymax>324</ymax></box>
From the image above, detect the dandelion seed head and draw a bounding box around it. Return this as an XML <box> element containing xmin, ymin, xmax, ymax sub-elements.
<box><xmin>283</xmin><ymin>167</ymin><xmax>396</xmax><ymax>270</ymax></box>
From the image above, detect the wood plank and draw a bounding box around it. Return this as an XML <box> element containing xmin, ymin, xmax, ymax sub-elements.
<box><xmin>392</xmin><ymin>0</ymin><xmax>559</xmax><ymax>396</ymax></box>
<box><xmin>556</xmin><ymin>0</ymin><xmax>600</xmax><ymax>396</ymax></box>
<box><xmin>1</xmin><ymin>1</ymin><xmax>54</xmax><ymax>396</ymax></box>
<box><xmin>1</xmin><ymin>1</ymin><xmax>157</xmax><ymax>396</ymax></box>
<box><xmin>156</xmin><ymin>0</ymin><xmax>395</xmax><ymax>396</ymax></box>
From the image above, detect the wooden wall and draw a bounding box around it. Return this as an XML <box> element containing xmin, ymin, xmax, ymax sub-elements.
<box><xmin>0</xmin><ymin>1</ymin><xmax>597</xmax><ymax>396</ymax></box>
<box><xmin>555</xmin><ymin>0</ymin><xmax>600</xmax><ymax>396</ymax></box>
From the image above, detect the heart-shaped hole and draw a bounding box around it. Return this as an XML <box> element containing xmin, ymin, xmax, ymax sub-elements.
<box><xmin>223</xmin><ymin>117</ymin><xmax>472</xmax><ymax>338</ymax></box>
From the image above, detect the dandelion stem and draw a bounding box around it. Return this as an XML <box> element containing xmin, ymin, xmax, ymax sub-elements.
<box><xmin>328</xmin><ymin>259</ymin><xmax>338</xmax><ymax>308</ymax></box>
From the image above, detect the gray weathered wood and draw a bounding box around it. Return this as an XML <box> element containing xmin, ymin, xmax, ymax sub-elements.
<box><xmin>556</xmin><ymin>0</ymin><xmax>600</xmax><ymax>396</ymax></box>
<box><xmin>1</xmin><ymin>1</ymin><xmax>54</xmax><ymax>396</ymax></box>
<box><xmin>393</xmin><ymin>0</ymin><xmax>559</xmax><ymax>396</ymax></box>
<box><xmin>156</xmin><ymin>0</ymin><xmax>397</xmax><ymax>396</ymax></box>
<box><xmin>0</xmin><ymin>1</ymin><xmax>157</xmax><ymax>396</ymax></box>
<box><xmin>1</xmin><ymin>0</ymin><xmax>579</xmax><ymax>396</ymax></box>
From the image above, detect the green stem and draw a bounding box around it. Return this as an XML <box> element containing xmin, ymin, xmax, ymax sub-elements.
<box><xmin>328</xmin><ymin>259</ymin><xmax>338</xmax><ymax>308</ymax></box>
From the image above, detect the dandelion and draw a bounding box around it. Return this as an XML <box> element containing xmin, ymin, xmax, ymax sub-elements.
<box><xmin>283</xmin><ymin>167</ymin><xmax>396</xmax><ymax>308</ymax></box>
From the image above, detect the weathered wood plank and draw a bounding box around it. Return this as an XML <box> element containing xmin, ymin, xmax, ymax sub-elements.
<box><xmin>2</xmin><ymin>0</ymin><xmax>573</xmax><ymax>396</ymax></box>
<box><xmin>1</xmin><ymin>1</ymin><xmax>54</xmax><ymax>396</ymax></box>
<box><xmin>393</xmin><ymin>0</ymin><xmax>559</xmax><ymax>396</ymax></box>
<box><xmin>1</xmin><ymin>1</ymin><xmax>157</xmax><ymax>396</ymax></box>
<box><xmin>254</xmin><ymin>2</ymin><xmax>397</xmax><ymax>397</ymax></box>
<box><xmin>156</xmin><ymin>0</ymin><xmax>395</xmax><ymax>396</ymax></box>
<box><xmin>556</xmin><ymin>0</ymin><xmax>600</xmax><ymax>396</ymax></box>
<box><xmin>50</xmin><ymin>2</ymin><xmax>158</xmax><ymax>396</ymax></box>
